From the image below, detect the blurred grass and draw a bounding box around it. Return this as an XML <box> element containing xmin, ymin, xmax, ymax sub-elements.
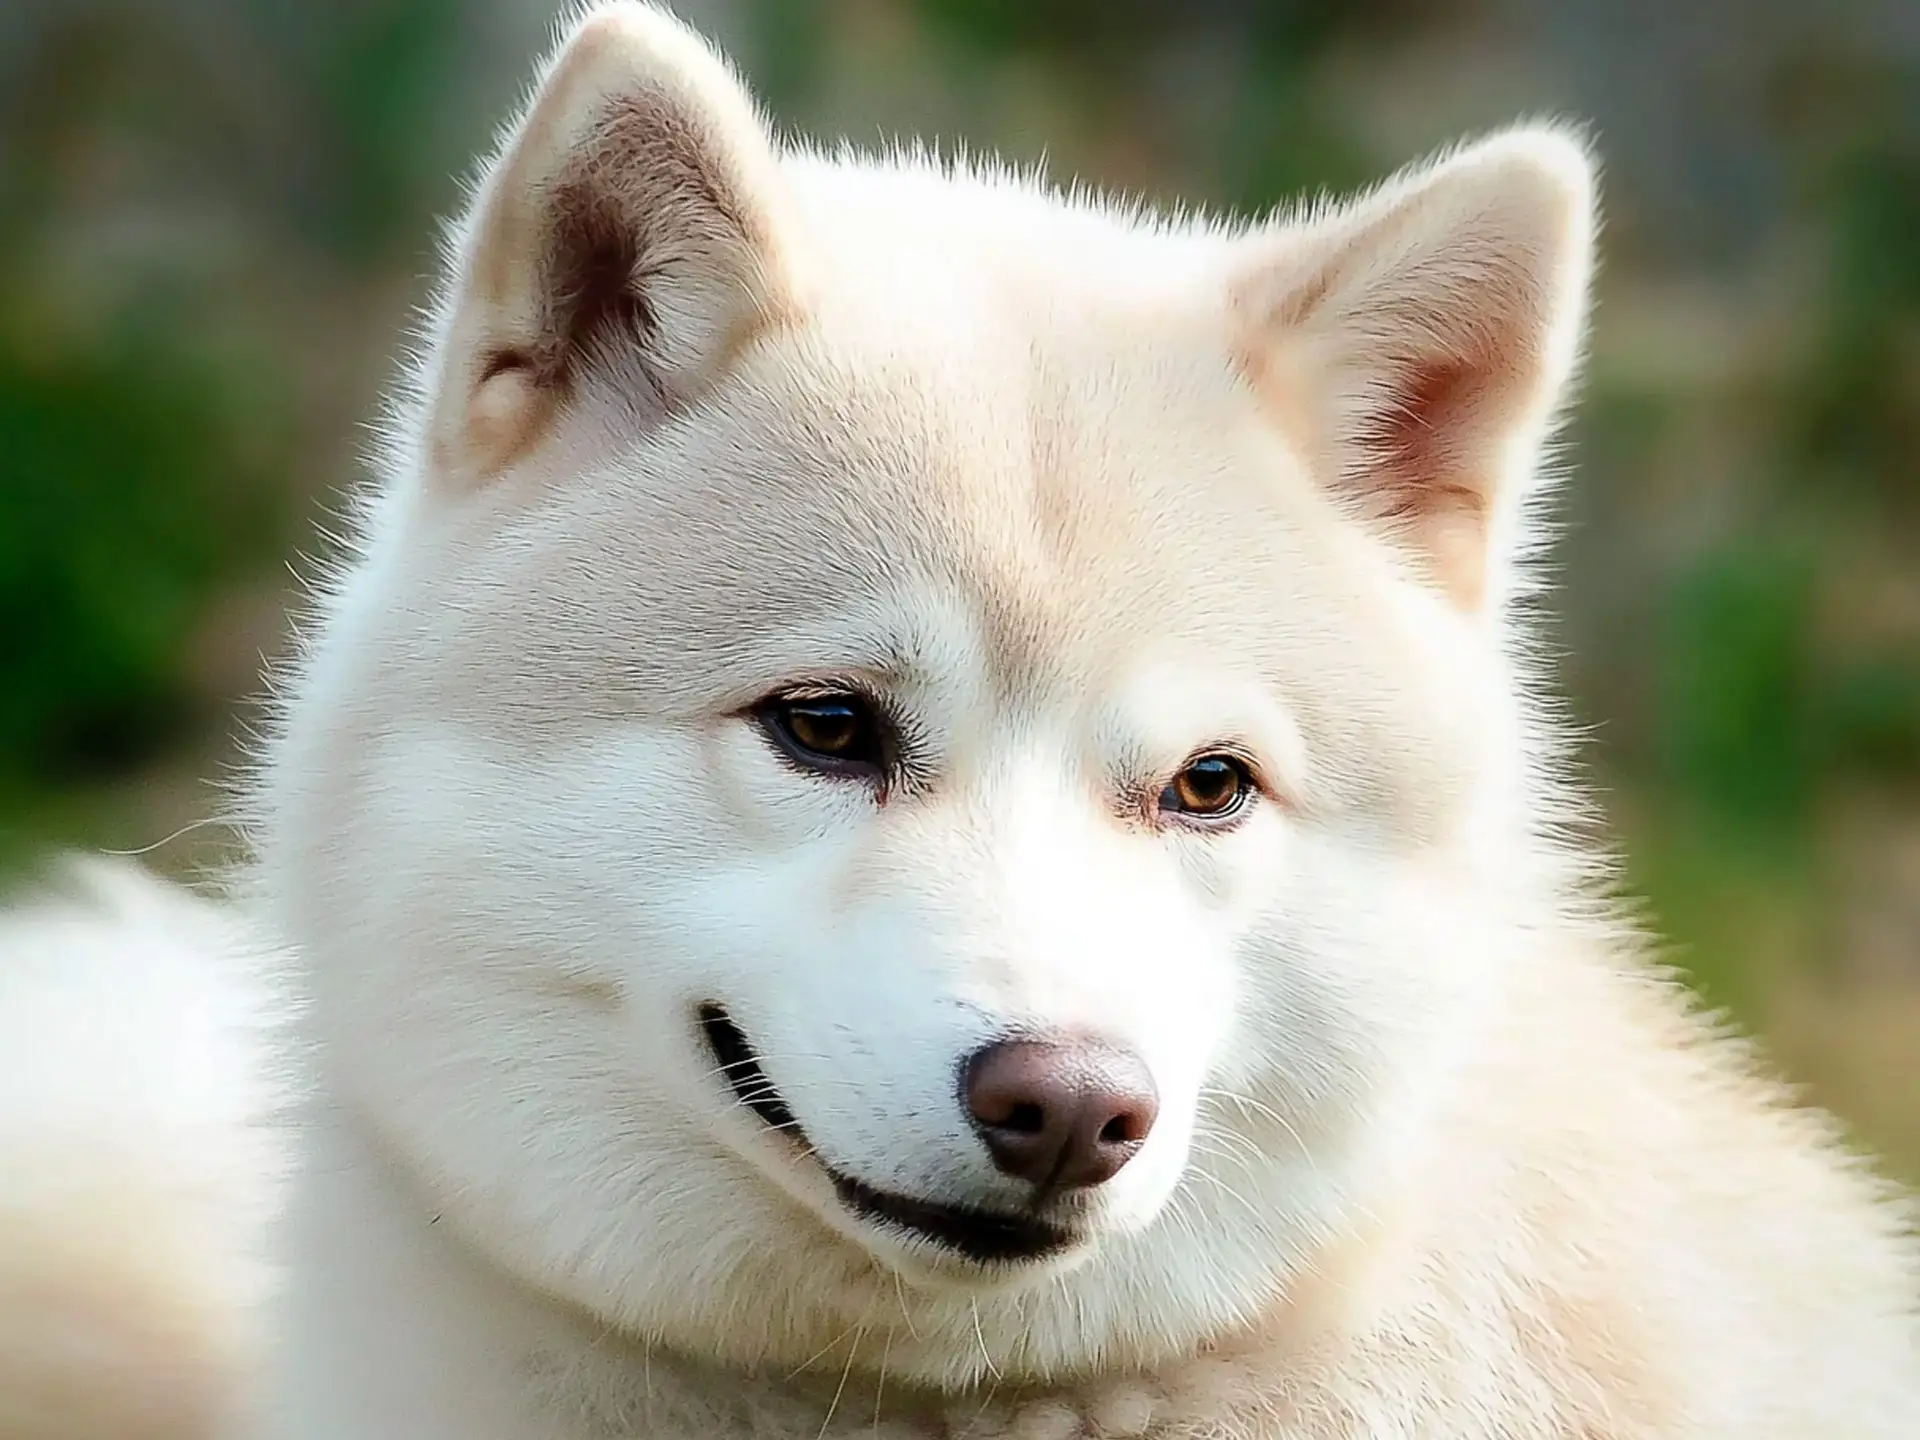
<box><xmin>0</xmin><ymin>291</ymin><xmax>285</xmax><ymax>791</ymax></box>
<box><xmin>0</xmin><ymin>0</ymin><xmax>1915</xmax><ymax>1178</ymax></box>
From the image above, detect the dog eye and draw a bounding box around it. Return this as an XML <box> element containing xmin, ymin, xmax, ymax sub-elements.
<box><xmin>758</xmin><ymin>692</ymin><xmax>889</xmax><ymax>778</ymax></box>
<box><xmin>1158</xmin><ymin>754</ymin><xmax>1254</xmax><ymax>824</ymax></box>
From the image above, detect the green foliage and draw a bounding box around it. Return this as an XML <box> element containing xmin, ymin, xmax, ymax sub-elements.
<box><xmin>0</xmin><ymin>285</ymin><xmax>284</xmax><ymax>792</ymax></box>
<box><xmin>1828</xmin><ymin>657</ymin><xmax>1920</xmax><ymax>780</ymax></box>
<box><xmin>1656</xmin><ymin>540</ymin><xmax>1820</xmax><ymax>840</ymax></box>
<box><xmin>299</xmin><ymin>0</ymin><xmax>472</xmax><ymax>261</ymax></box>
<box><xmin>905</xmin><ymin>0</ymin><xmax>1415</xmax><ymax>65</ymax></box>
<box><xmin>744</xmin><ymin>0</ymin><xmax>831</xmax><ymax>116</ymax></box>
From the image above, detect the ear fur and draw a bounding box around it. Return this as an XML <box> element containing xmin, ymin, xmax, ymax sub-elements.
<box><xmin>424</xmin><ymin>2</ymin><xmax>800</xmax><ymax>488</ymax></box>
<box><xmin>1232</xmin><ymin>126</ymin><xmax>1597</xmax><ymax>611</ymax></box>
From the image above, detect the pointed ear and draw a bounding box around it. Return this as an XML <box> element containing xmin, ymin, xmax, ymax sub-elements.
<box><xmin>422</xmin><ymin>2</ymin><xmax>801</xmax><ymax>488</ymax></box>
<box><xmin>1231</xmin><ymin>126</ymin><xmax>1597</xmax><ymax>611</ymax></box>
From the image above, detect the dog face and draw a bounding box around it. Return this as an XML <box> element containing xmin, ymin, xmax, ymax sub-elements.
<box><xmin>261</xmin><ymin>3</ymin><xmax>1593</xmax><ymax>1389</ymax></box>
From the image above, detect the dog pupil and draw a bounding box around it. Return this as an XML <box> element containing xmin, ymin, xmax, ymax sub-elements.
<box><xmin>1180</xmin><ymin>759</ymin><xmax>1236</xmax><ymax>811</ymax></box>
<box><xmin>796</xmin><ymin>702</ymin><xmax>857</xmax><ymax>753</ymax></box>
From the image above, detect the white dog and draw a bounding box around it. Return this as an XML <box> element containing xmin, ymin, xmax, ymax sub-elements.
<box><xmin>1</xmin><ymin>4</ymin><xmax>1915</xmax><ymax>1436</ymax></box>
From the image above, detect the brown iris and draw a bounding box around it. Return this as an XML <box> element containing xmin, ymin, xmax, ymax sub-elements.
<box><xmin>1159</xmin><ymin>754</ymin><xmax>1254</xmax><ymax>822</ymax></box>
<box><xmin>758</xmin><ymin>692</ymin><xmax>889</xmax><ymax>779</ymax></box>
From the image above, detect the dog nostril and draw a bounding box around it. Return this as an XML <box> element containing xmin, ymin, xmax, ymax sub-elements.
<box><xmin>1005</xmin><ymin>1102</ymin><xmax>1046</xmax><ymax>1134</ymax></box>
<box><xmin>962</xmin><ymin>1039</ymin><xmax>1159</xmax><ymax>1191</ymax></box>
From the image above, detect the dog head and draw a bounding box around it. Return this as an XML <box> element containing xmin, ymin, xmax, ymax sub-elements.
<box><xmin>261</xmin><ymin>1</ymin><xmax>1595</xmax><ymax>1390</ymax></box>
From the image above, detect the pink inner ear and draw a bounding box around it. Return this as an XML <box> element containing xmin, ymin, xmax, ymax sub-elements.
<box><xmin>1361</xmin><ymin>351</ymin><xmax>1500</xmax><ymax>524</ymax></box>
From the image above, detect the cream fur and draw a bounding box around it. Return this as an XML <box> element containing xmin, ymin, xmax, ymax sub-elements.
<box><xmin>1</xmin><ymin>4</ymin><xmax>1916</xmax><ymax>1437</ymax></box>
<box><xmin>0</xmin><ymin>861</ymin><xmax>286</xmax><ymax>1440</ymax></box>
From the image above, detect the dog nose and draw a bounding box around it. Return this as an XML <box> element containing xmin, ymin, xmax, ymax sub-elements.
<box><xmin>962</xmin><ymin>1040</ymin><xmax>1159</xmax><ymax>1190</ymax></box>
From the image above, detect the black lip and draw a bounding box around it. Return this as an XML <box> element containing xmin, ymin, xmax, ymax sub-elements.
<box><xmin>699</xmin><ymin>1002</ymin><xmax>798</xmax><ymax>1133</ymax></box>
<box><xmin>831</xmin><ymin>1172</ymin><xmax>1073</xmax><ymax>1263</ymax></box>
<box><xmin>697</xmin><ymin>1003</ymin><xmax>1075</xmax><ymax>1266</ymax></box>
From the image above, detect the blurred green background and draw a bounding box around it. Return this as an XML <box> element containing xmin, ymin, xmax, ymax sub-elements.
<box><xmin>1</xmin><ymin>0</ymin><xmax>1915</xmax><ymax>1176</ymax></box>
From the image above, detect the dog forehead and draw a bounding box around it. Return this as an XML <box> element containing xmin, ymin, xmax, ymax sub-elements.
<box><xmin>613</xmin><ymin>301</ymin><xmax>1338</xmax><ymax>695</ymax></box>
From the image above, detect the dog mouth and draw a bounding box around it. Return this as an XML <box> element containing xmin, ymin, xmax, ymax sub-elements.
<box><xmin>697</xmin><ymin>1003</ymin><xmax>1075</xmax><ymax>1266</ymax></box>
